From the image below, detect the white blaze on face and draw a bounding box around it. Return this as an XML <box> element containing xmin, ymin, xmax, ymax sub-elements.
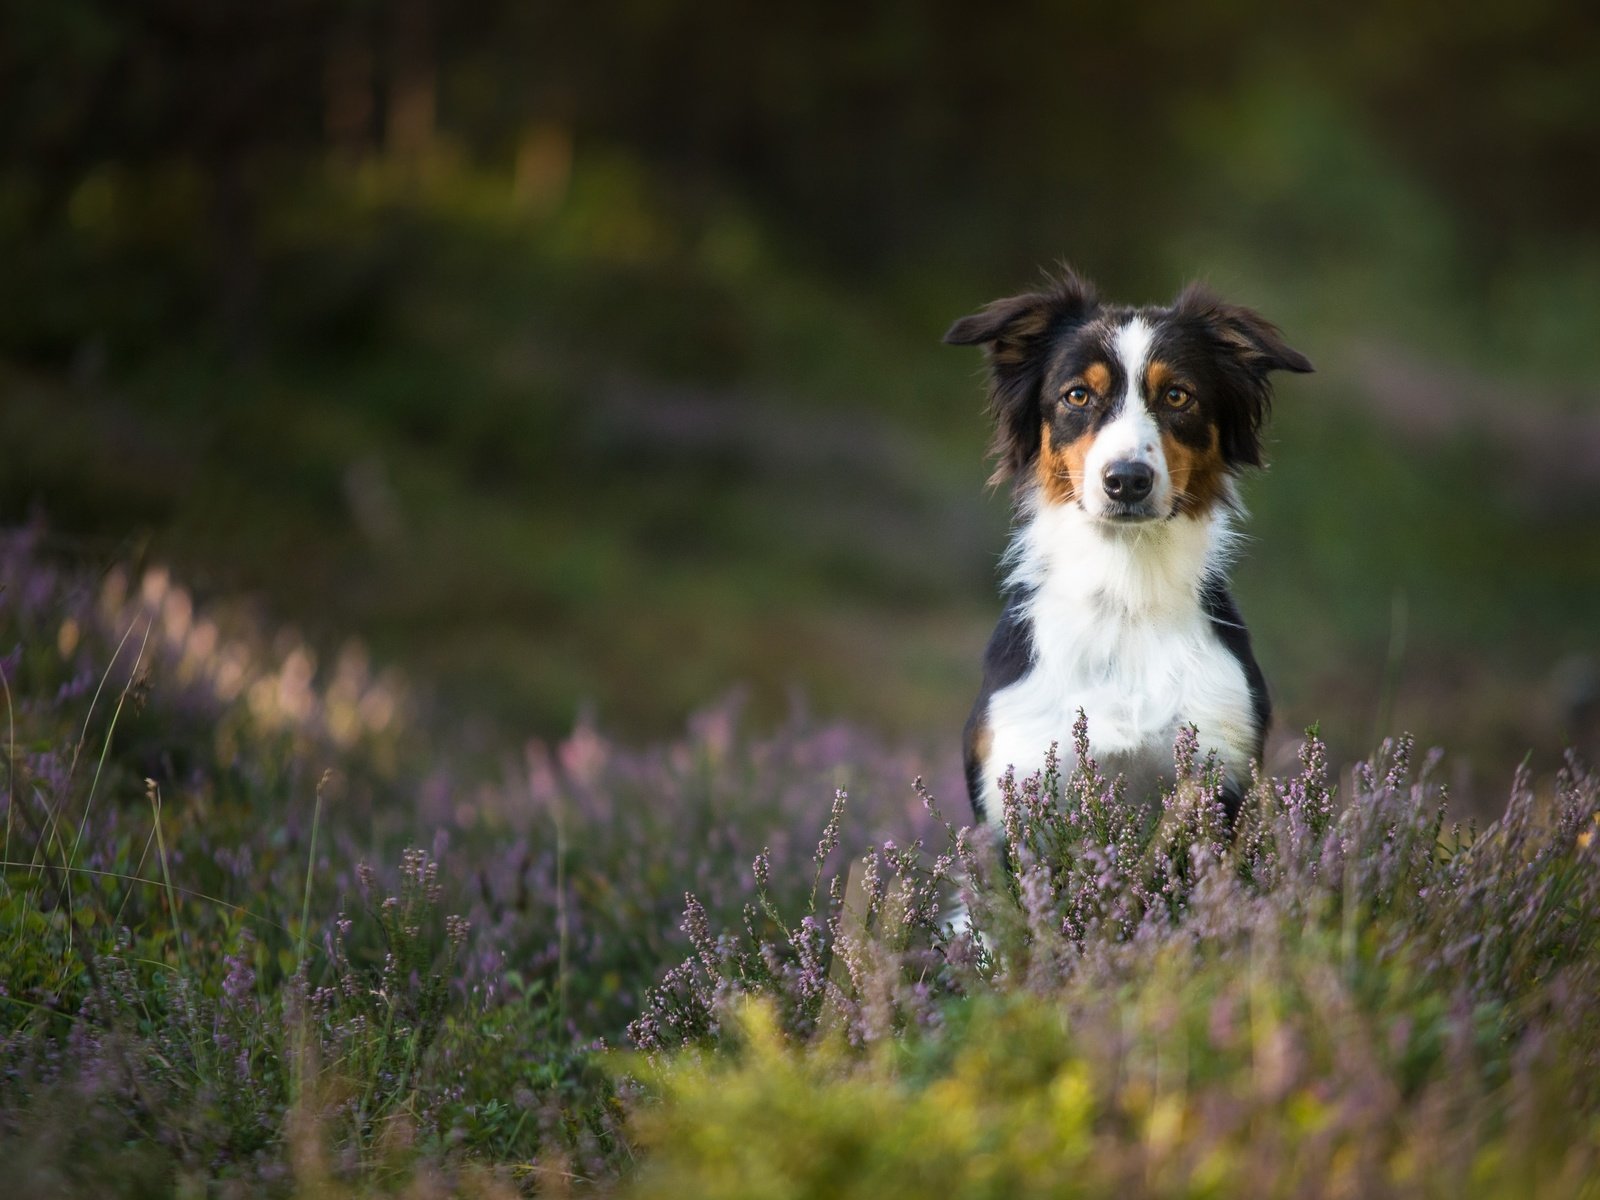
<box><xmin>1082</xmin><ymin>316</ymin><xmax>1172</xmax><ymax>516</ymax></box>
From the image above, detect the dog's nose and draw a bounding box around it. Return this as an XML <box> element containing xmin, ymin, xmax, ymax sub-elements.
<box><xmin>1102</xmin><ymin>460</ymin><xmax>1154</xmax><ymax>503</ymax></box>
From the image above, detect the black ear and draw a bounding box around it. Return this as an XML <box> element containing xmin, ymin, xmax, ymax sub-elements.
<box><xmin>945</xmin><ymin>268</ymin><xmax>1099</xmax><ymax>483</ymax></box>
<box><xmin>1172</xmin><ymin>282</ymin><xmax>1313</xmax><ymax>376</ymax></box>
<box><xmin>1172</xmin><ymin>283</ymin><xmax>1312</xmax><ymax>467</ymax></box>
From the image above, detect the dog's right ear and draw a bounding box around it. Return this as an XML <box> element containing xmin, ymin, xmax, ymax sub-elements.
<box><xmin>945</xmin><ymin>269</ymin><xmax>1099</xmax><ymax>484</ymax></box>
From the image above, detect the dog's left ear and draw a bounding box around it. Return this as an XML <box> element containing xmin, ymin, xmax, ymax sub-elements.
<box><xmin>1173</xmin><ymin>282</ymin><xmax>1313</xmax><ymax>377</ymax></box>
<box><xmin>945</xmin><ymin>269</ymin><xmax>1100</xmax><ymax>483</ymax></box>
<box><xmin>1173</xmin><ymin>283</ymin><xmax>1312</xmax><ymax>466</ymax></box>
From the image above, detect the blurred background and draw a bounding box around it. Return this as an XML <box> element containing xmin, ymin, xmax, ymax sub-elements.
<box><xmin>2</xmin><ymin>0</ymin><xmax>1597</xmax><ymax>811</ymax></box>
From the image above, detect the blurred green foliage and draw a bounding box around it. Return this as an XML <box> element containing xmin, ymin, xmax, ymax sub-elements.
<box><xmin>1</xmin><ymin>0</ymin><xmax>1598</xmax><ymax>801</ymax></box>
<box><xmin>627</xmin><ymin>983</ymin><xmax>1600</xmax><ymax>1200</ymax></box>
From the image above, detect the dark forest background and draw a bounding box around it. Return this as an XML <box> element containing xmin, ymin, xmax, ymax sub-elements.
<box><xmin>3</xmin><ymin>0</ymin><xmax>1598</xmax><ymax>809</ymax></box>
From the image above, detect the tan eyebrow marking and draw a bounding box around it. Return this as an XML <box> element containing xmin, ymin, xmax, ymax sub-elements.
<box><xmin>1145</xmin><ymin>360</ymin><xmax>1177</xmax><ymax>400</ymax></box>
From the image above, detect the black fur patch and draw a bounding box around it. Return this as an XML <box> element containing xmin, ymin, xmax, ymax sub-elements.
<box><xmin>1200</xmin><ymin>574</ymin><xmax>1270</xmax><ymax>826</ymax></box>
<box><xmin>1199</xmin><ymin>575</ymin><xmax>1271</xmax><ymax>746</ymax></box>
<box><xmin>962</xmin><ymin>596</ymin><xmax>1035</xmax><ymax>822</ymax></box>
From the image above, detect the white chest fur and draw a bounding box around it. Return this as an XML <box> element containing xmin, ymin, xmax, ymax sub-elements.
<box><xmin>978</xmin><ymin>497</ymin><xmax>1258</xmax><ymax>820</ymax></box>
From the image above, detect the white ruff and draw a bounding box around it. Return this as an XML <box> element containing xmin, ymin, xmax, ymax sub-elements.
<box><xmin>978</xmin><ymin>490</ymin><xmax>1258</xmax><ymax>821</ymax></box>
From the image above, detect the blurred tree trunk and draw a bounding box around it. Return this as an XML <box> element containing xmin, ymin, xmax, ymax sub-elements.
<box><xmin>386</xmin><ymin>0</ymin><xmax>435</xmax><ymax>173</ymax></box>
<box><xmin>325</xmin><ymin>14</ymin><xmax>377</xmax><ymax>161</ymax></box>
<box><xmin>210</xmin><ymin>154</ymin><xmax>261</xmax><ymax>364</ymax></box>
<box><xmin>514</xmin><ymin>121</ymin><xmax>573</xmax><ymax>214</ymax></box>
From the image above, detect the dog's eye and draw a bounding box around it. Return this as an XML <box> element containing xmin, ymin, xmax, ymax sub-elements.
<box><xmin>1063</xmin><ymin>386</ymin><xmax>1091</xmax><ymax>407</ymax></box>
<box><xmin>1162</xmin><ymin>386</ymin><xmax>1193</xmax><ymax>410</ymax></box>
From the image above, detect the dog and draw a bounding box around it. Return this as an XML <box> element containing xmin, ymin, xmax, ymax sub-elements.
<box><xmin>946</xmin><ymin>268</ymin><xmax>1312</xmax><ymax>826</ymax></box>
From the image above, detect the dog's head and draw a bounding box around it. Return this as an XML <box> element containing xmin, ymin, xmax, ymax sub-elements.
<box><xmin>945</xmin><ymin>268</ymin><xmax>1312</xmax><ymax>522</ymax></box>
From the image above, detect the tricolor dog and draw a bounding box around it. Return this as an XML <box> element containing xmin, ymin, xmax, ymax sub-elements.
<box><xmin>946</xmin><ymin>268</ymin><xmax>1312</xmax><ymax>825</ymax></box>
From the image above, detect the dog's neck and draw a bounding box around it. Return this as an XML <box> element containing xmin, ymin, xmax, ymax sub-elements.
<box><xmin>1002</xmin><ymin>485</ymin><xmax>1237</xmax><ymax>625</ymax></box>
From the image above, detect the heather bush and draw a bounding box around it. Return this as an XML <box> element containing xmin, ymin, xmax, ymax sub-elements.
<box><xmin>625</xmin><ymin>721</ymin><xmax>1600</xmax><ymax>1197</ymax></box>
<box><xmin>461</xmin><ymin>702</ymin><xmax>948</xmax><ymax>1039</ymax></box>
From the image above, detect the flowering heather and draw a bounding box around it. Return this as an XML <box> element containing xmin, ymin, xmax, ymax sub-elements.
<box><xmin>626</xmin><ymin>723</ymin><xmax>1600</xmax><ymax>1197</ymax></box>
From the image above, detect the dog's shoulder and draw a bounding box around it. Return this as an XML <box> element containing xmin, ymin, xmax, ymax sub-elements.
<box><xmin>1199</xmin><ymin>574</ymin><xmax>1270</xmax><ymax>746</ymax></box>
<box><xmin>978</xmin><ymin>594</ymin><xmax>1034</xmax><ymax>694</ymax></box>
<box><xmin>963</xmin><ymin>596</ymin><xmax>1035</xmax><ymax>822</ymax></box>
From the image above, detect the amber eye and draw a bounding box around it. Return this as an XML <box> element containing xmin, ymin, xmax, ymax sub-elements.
<box><xmin>1063</xmin><ymin>386</ymin><xmax>1091</xmax><ymax>407</ymax></box>
<box><xmin>1163</xmin><ymin>386</ymin><xmax>1194</xmax><ymax>410</ymax></box>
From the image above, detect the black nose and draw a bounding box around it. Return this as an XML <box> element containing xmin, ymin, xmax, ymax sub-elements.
<box><xmin>1102</xmin><ymin>460</ymin><xmax>1154</xmax><ymax>502</ymax></box>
